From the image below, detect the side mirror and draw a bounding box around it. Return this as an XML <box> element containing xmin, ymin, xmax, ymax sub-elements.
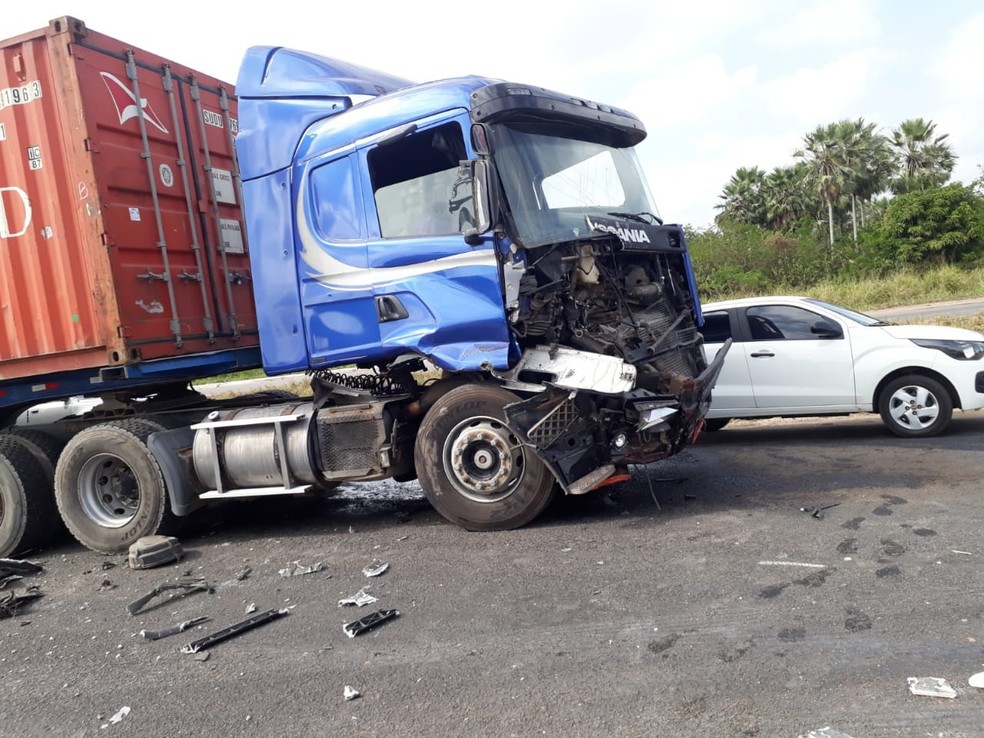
<box><xmin>811</xmin><ymin>320</ymin><xmax>843</xmax><ymax>339</ymax></box>
<box><xmin>449</xmin><ymin>159</ymin><xmax>492</xmax><ymax>245</ymax></box>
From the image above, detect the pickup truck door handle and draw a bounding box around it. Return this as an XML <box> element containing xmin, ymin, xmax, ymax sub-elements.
<box><xmin>749</xmin><ymin>351</ymin><xmax>775</xmax><ymax>358</ymax></box>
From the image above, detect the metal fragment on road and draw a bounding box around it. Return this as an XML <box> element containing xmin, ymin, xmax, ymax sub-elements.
<box><xmin>236</xmin><ymin>565</ymin><xmax>252</xmax><ymax>581</ymax></box>
<box><xmin>246</xmin><ymin>602</ymin><xmax>257</xmax><ymax>614</ymax></box>
<box><xmin>101</xmin><ymin>706</ymin><xmax>130</xmax><ymax>728</ymax></box>
<box><xmin>0</xmin><ymin>575</ymin><xmax>22</xmax><ymax>590</ymax></box>
<box><xmin>362</xmin><ymin>560</ymin><xmax>389</xmax><ymax>577</ymax></box>
<box><xmin>343</xmin><ymin>685</ymin><xmax>361</xmax><ymax>701</ymax></box>
<box><xmin>338</xmin><ymin>589</ymin><xmax>378</xmax><ymax>608</ymax></box>
<box><xmin>758</xmin><ymin>561</ymin><xmax>826</xmax><ymax>568</ymax></box>
<box><xmin>181</xmin><ymin>608</ymin><xmax>290</xmax><ymax>654</ymax></box>
<box><xmin>800</xmin><ymin>502</ymin><xmax>840</xmax><ymax>519</ymax></box>
<box><xmin>968</xmin><ymin>672</ymin><xmax>984</xmax><ymax>688</ymax></box>
<box><xmin>800</xmin><ymin>728</ymin><xmax>855</xmax><ymax>738</ymax></box>
<box><xmin>343</xmin><ymin>609</ymin><xmax>399</xmax><ymax>638</ymax></box>
<box><xmin>127</xmin><ymin>578</ymin><xmax>213</xmax><ymax>615</ymax></box>
<box><xmin>0</xmin><ymin>587</ymin><xmax>43</xmax><ymax>619</ymax></box>
<box><xmin>140</xmin><ymin>615</ymin><xmax>210</xmax><ymax>641</ymax></box>
<box><xmin>907</xmin><ymin>676</ymin><xmax>957</xmax><ymax>698</ymax></box>
<box><xmin>279</xmin><ymin>560</ymin><xmax>324</xmax><ymax>577</ymax></box>
<box><xmin>0</xmin><ymin>559</ymin><xmax>43</xmax><ymax>578</ymax></box>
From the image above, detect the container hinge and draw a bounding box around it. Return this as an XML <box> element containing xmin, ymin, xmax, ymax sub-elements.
<box><xmin>178</xmin><ymin>270</ymin><xmax>202</xmax><ymax>282</ymax></box>
<box><xmin>136</xmin><ymin>270</ymin><xmax>169</xmax><ymax>282</ymax></box>
<box><xmin>84</xmin><ymin>139</ymin><xmax>99</xmax><ymax>153</ymax></box>
<box><xmin>227</xmin><ymin>271</ymin><xmax>252</xmax><ymax>285</ymax></box>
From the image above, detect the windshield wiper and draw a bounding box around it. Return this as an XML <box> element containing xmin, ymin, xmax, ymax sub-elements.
<box><xmin>607</xmin><ymin>211</ymin><xmax>663</xmax><ymax>225</ymax></box>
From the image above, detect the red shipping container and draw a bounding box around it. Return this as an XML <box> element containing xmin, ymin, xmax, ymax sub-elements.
<box><xmin>0</xmin><ymin>16</ymin><xmax>258</xmax><ymax>382</ymax></box>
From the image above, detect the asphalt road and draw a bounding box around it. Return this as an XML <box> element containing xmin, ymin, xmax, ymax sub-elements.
<box><xmin>2</xmin><ymin>410</ymin><xmax>983</xmax><ymax>737</ymax></box>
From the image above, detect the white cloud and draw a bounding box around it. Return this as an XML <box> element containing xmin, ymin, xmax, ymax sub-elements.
<box><xmin>929</xmin><ymin>13</ymin><xmax>984</xmax><ymax>101</ymax></box>
<box><xmin>758</xmin><ymin>0</ymin><xmax>883</xmax><ymax>47</ymax></box>
<box><xmin>760</xmin><ymin>52</ymin><xmax>873</xmax><ymax>125</ymax></box>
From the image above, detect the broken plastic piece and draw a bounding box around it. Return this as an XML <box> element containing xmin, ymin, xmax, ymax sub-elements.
<box><xmin>343</xmin><ymin>685</ymin><xmax>361</xmax><ymax>701</ymax></box>
<box><xmin>338</xmin><ymin>589</ymin><xmax>378</xmax><ymax>608</ymax></box>
<box><xmin>0</xmin><ymin>587</ymin><xmax>42</xmax><ymax>619</ymax></box>
<box><xmin>0</xmin><ymin>559</ymin><xmax>43</xmax><ymax>578</ymax></box>
<box><xmin>968</xmin><ymin>672</ymin><xmax>984</xmax><ymax>689</ymax></box>
<box><xmin>181</xmin><ymin>608</ymin><xmax>289</xmax><ymax>654</ymax></box>
<box><xmin>127</xmin><ymin>535</ymin><xmax>183</xmax><ymax>570</ymax></box>
<box><xmin>800</xmin><ymin>503</ymin><xmax>840</xmax><ymax>519</ymax></box>
<box><xmin>799</xmin><ymin>729</ymin><xmax>855</xmax><ymax>738</ymax></box>
<box><xmin>127</xmin><ymin>578</ymin><xmax>213</xmax><ymax>615</ymax></box>
<box><xmin>343</xmin><ymin>609</ymin><xmax>399</xmax><ymax>638</ymax></box>
<box><xmin>362</xmin><ymin>560</ymin><xmax>389</xmax><ymax>578</ymax></box>
<box><xmin>140</xmin><ymin>615</ymin><xmax>210</xmax><ymax>641</ymax></box>
<box><xmin>235</xmin><ymin>565</ymin><xmax>252</xmax><ymax>581</ymax></box>
<box><xmin>0</xmin><ymin>575</ymin><xmax>22</xmax><ymax>590</ymax></box>
<box><xmin>107</xmin><ymin>706</ymin><xmax>130</xmax><ymax>726</ymax></box>
<box><xmin>279</xmin><ymin>560</ymin><xmax>324</xmax><ymax>577</ymax></box>
<box><xmin>194</xmin><ymin>651</ymin><xmax>211</xmax><ymax>662</ymax></box>
<box><xmin>907</xmin><ymin>676</ymin><xmax>957</xmax><ymax>698</ymax></box>
<box><xmin>246</xmin><ymin>603</ymin><xmax>257</xmax><ymax>615</ymax></box>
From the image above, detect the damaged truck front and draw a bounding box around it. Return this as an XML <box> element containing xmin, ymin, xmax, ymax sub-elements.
<box><xmin>225</xmin><ymin>48</ymin><xmax>729</xmax><ymax>531</ymax></box>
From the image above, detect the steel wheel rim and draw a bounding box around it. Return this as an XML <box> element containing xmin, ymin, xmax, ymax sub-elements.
<box><xmin>888</xmin><ymin>385</ymin><xmax>940</xmax><ymax>430</ymax></box>
<box><xmin>77</xmin><ymin>453</ymin><xmax>139</xmax><ymax>528</ymax></box>
<box><xmin>443</xmin><ymin>416</ymin><xmax>527</xmax><ymax>503</ymax></box>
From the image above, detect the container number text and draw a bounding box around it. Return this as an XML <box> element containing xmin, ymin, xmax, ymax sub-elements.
<box><xmin>0</xmin><ymin>81</ymin><xmax>43</xmax><ymax>110</ymax></box>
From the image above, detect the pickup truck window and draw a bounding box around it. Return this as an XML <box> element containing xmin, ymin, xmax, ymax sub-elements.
<box><xmin>368</xmin><ymin>121</ymin><xmax>466</xmax><ymax>238</ymax></box>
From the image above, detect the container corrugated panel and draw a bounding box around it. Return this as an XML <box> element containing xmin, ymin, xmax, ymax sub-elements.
<box><xmin>0</xmin><ymin>16</ymin><xmax>258</xmax><ymax>382</ymax></box>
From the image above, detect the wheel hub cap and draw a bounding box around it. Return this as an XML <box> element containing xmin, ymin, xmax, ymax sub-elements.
<box><xmin>444</xmin><ymin>418</ymin><xmax>525</xmax><ymax>503</ymax></box>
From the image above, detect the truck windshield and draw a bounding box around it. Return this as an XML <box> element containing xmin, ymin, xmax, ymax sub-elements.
<box><xmin>489</xmin><ymin>124</ymin><xmax>659</xmax><ymax>248</ymax></box>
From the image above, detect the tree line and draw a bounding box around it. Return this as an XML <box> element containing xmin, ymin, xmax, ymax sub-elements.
<box><xmin>689</xmin><ymin>117</ymin><xmax>984</xmax><ymax>297</ymax></box>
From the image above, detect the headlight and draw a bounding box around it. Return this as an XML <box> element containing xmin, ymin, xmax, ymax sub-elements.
<box><xmin>911</xmin><ymin>339</ymin><xmax>984</xmax><ymax>361</ymax></box>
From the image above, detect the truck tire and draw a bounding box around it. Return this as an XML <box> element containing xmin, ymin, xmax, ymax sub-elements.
<box><xmin>878</xmin><ymin>374</ymin><xmax>953</xmax><ymax>438</ymax></box>
<box><xmin>9</xmin><ymin>429</ymin><xmax>65</xmax><ymax>483</ymax></box>
<box><xmin>415</xmin><ymin>384</ymin><xmax>555</xmax><ymax>531</ymax></box>
<box><xmin>54</xmin><ymin>419</ymin><xmax>172</xmax><ymax>553</ymax></box>
<box><xmin>0</xmin><ymin>437</ymin><xmax>56</xmax><ymax>556</ymax></box>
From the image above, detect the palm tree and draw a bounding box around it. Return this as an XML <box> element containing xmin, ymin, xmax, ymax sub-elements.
<box><xmin>889</xmin><ymin>118</ymin><xmax>956</xmax><ymax>194</ymax></box>
<box><xmin>761</xmin><ymin>164</ymin><xmax>811</xmax><ymax>232</ymax></box>
<box><xmin>795</xmin><ymin>123</ymin><xmax>856</xmax><ymax>245</ymax></box>
<box><xmin>837</xmin><ymin>118</ymin><xmax>893</xmax><ymax>241</ymax></box>
<box><xmin>715</xmin><ymin>166</ymin><xmax>766</xmax><ymax>226</ymax></box>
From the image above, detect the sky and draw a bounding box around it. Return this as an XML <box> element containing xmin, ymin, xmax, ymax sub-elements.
<box><xmin>4</xmin><ymin>1</ymin><xmax>983</xmax><ymax>230</ymax></box>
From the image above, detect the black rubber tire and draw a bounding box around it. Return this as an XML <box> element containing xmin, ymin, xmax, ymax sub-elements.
<box><xmin>702</xmin><ymin>418</ymin><xmax>731</xmax><ymax>432</ymax></box>
<box><xmin>8</xmin><ymin>429</ymin><xmax>65</xmax><ymax>483</ymax></box>
<box><xmin>54</xmin><ymin>419</ymin><xmax>171</xmax><ymax>553</ymax></box>
<box><xmin>878</xmin><ymin>374</ymin><xmax>953</xmax><ymax>438</ymax></box>
<box><xmin>0</xmin><ymin>437</ymin><xmax>57</xmax><ymax>556</ymax></box>
<box><xmin>414</xmin><ymin>384</ymin><xmax>555</xmax><ymax>531</ymax></box>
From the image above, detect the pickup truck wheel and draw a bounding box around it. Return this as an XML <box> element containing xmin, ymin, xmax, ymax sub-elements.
<box><xmin>0</xmin><ymin>438</ymin><xmax>55</xmax><ymax>556</ymax></box>
<box><xmin>415</xmin><ymin>384</ymin><xmax>555</xmax><ymax>531</ymax></box>
<box><xmin>878</xmin><ymin>375</ymin><xmax>953</xmax><ymax>438</ymax></box>
<box><xmin>55</xmin><ymin>420</ymin><xmax>170</xmax><ymax>553</ymax></box>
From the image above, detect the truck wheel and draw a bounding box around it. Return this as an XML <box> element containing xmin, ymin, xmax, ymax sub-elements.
<box><xmin>878</xmin><ymin>375</ymin><xmax>953</xmax><ymax>438</ymax></box>
<box><xmin>54</xmin><ymin>419</ymin><xmax>171</xmax><ymax>553</ymax></box>
<box><xmin>0</xmin><ymin>438</ymin><xmax>55</xmax><ymax>556</ymax></box>
<box><xmin>702</xmin><ymin>418</ymin><xmax>730</xmax><ymax>432</ymax></box>
<box><xmin>9</xmin><ymin>429</ymin><xmax>65</xmax><ymax>483</ymax></box>
<box><xmin>415</xmin><ymin>384</ymin><xmax>555</xmax><ymax>531</ymax></box>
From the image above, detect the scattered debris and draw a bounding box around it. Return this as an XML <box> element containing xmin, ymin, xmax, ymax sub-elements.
<box><xmin>127</xmin><ymin>535</ymin><xmax>184</xmax><ymax>570</ymax></box>
<box><xmin>0</xmin><ymin>587</ymin><xmax>43</xmax><ymax>619</ymax></box>
<box><xmin>100</xmin><ymin>706</ymin><xmax>130</xmax><ymax>729</ymax></box>
<box><xmin>0</xmin><ymin>575</ymin><xmax>22</xmax><ymax>590</ymax></box>
<box><xmin>799</xmin><ymin>728</ymin><xmax>855</xmax><ymax>738</ymax></box>
<box><xmin>246</xmin><ymin>603</ymin><xmax>257</xmax><ymax>615</ymax></box>
<box><xmin>800</xmin><ymin>503</ymin><xmax>840</xmax><ymax>519</ymax></box>
<box><xmin>969</xmin><ymin>672</ymin><xmax>984</xmax><ymax>689</ymax></box>
<box><xmin>338</xmin><ymin>590</ymin><xmax>378</xmax><ymax>608</ymax></box>
<box><xmin>127</xmin><ymin>578</ymin><xmax>213</xmax><ymax>615</ymax></box>
<box><xmin>951</xmin><ymin>550</ymin><xmax>973</xmax><ymax>556</ymax></box>
<box><xmin>98</xmin><ymin>579</ymin><xmax>116</xmax><ymax>592</ymax></box>
<box><xmin>362</xmin><ymin>560</ymin><xmax>389</xmax><ymax>578</ymax></box>
<box><xmin>140</xmin><ymin>615</ymin><xmax>210</xmax><ymax>641</ymax></box>
<box><xmin>100</xmin><ymin>561</ymin><xmax>116</xmax><ymax>571</ymax></box>
<box><xmin>0</xmin><ymin>558</ymin><xmax>43</xmax><ymax>578</ymax></box>
<box><xmin>194</xmin><ymin>651</ymin><xmax>211</xmax><ymax>662</ymax></box>
<box><xmin>279</xmin><ymin>560</ymin><xmax>324</xmax><ymax>577</ymax></box>
<box><xmin>343</xmin><ymin>685</ymin><xmax>361</xmax><ymax>701</ymax></box>
<box><xmin>907</xmin><ymin>676</ymin><xmax>957</xmax><ymax>699</ymax></box>
<box><xmin>181</xmin><ymin>608</ymin><xmax>290</xmax><ymax>654</ymax></box>
<box><xmin>758</xmin><ymin>561</ymin><xmax>826</xmax><ymax>568</ymax></box>
<box><xmin>343</xmin><ymin>609</ymin><xmax>399</xmax><ymax>638</ymax></box>
<box><xmin>235</xmin><ymin>565</ymin><xmax>252</xmax><ymax>581</ymax></box>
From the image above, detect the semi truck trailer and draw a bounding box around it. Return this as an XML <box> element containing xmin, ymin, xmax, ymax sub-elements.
<box><xmin>0</xmin><ymin>17</ymin><xmax>727</xmax><ymax>555</ymax></box>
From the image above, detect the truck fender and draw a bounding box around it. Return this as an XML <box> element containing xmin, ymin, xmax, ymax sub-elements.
<box><xmin>146</xmin><ymin>427</ymin><xmax>206</xmax><ymax>517</ymax></box>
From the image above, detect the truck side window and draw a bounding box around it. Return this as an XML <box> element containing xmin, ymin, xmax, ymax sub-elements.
<box><xmin>368</xmin><ymin>122</ymin><xmax>466</xmax><ymax>238</ymax></box>
<box><xmin>309</xmin><ymin>156</ymin><xmax>364</xmax><ymax>240</ymax></box>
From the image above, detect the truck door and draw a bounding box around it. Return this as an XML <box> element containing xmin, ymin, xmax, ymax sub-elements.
<box><xmin>360</xmin><ymin>115</ymin><xmax>511</xmax><ymax>371</ymax></box>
